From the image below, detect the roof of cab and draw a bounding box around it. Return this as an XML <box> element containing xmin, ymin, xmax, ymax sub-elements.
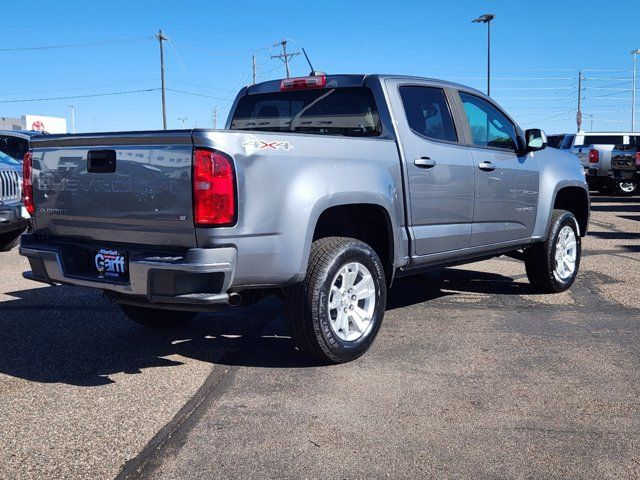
<box><xmin>245</xmin><ymin>74</ymin><xmax>485</xmax><ymax>97</ymax></box>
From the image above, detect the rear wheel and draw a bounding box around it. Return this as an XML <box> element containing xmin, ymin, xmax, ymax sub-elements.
<box><xmin>525</xmin><ymin>209</ymin><xmax>581</xmax><ymax>293</ymax></box>
<box><xmin>119</xmin><ymin>304</ymin><xmax>196</xmax><ymax>329</ymax></box>
<box><xmin>286</xmin><ymin>237</ymin><xmax>387</xmax><ymax>364</ymax></box>
<box><xmin>615</xmin><ymin>180</ymin><xmax>637</xmax><ymax>196</ymax></box>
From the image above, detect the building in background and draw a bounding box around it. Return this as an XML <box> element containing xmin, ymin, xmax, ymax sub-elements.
<box><xmin>0</xmin><ymin>114</ymin><xmax>67</xmax><ymax>133</ymax></box>
<box><xmin>0</xmin><ymin>117</ymin><xmax>22</xmax><ymax>131</ymax></box>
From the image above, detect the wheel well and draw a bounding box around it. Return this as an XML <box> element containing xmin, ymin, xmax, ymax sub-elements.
<box><xmin>313</xmin><ymin>204</ymin><xmax>394</xmax><ymax>282</ymax></box>
<box><xmin>554</xmin><ymin>187</ymin><xmax>589</xmax><ymax>236</ymax></box>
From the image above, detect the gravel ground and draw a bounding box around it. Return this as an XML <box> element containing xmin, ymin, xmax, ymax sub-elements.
<box><xmin>0</xmin><ymin>193</ymin><xmax>638</xmax><ymax>479</ymax></box>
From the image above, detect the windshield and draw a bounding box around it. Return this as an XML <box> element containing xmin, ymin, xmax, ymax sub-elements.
<box><xmin>230</xmin><ymin>87</ymin><xmax>381</xmax><ymax>137</ymax></box>
<box><xmin>0</xmin><ymin>150</ymin><xmax>21</xmax><ymax>168</ymax></box>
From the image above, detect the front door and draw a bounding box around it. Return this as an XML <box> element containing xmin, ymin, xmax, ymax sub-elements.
<box><xmin>457</xmin><ymin>91</ymin><xmax>539</xmax><ymax>246</ymax></box>
<box><xmin>386</xmin><ymin>80</ymin><xmax>475</xmax><ymax>257</ymax></box>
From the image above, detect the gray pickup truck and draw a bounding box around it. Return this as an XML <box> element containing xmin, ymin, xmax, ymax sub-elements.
<box><xmin>20</xmin><ymin>74</ymin><xmax>590</xmax><ymax>363</ymax></box>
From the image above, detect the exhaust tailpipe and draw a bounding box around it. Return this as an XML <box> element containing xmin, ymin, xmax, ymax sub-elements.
<box><xmin>227</xmin><ymin>292</ymin><xmax>242</xmax><ymax>307</ymax></box>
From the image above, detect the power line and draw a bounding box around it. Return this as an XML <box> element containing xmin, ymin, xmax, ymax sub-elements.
<box><xmin>166</xmin><ymin>40</ymin><xmax>192</xmax><ymax>79</ymax></box>
<box><xmin>167</xmin><ymin>79</ymin><xmax>235</xmax><ymax>93</ymax></box>
<box><xmin>0</xmin><ymin>37</ymin><xmax>150</xmax><ymax>52</ymax></box>
<box><xmin>0</xmin><ymin>88</ymin><xmax>159</xmax><ymax>103</ymax></box>
<box><xmin>0</xmin><ymin>78</ymin><xmax>159</xmax><ymax>97</ymax></box>
<box><xmin>166</xmin><ymin>88</ymin><xmax>229</xmax><ymax>101</ymax></box>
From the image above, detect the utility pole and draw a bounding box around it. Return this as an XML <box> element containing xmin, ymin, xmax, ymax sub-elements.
<box><xmin>632</xmin><ymin>49</ymin><xmax>640</xmax><ymax>131</ymax></box>
<box><xmin>69</xmin><ymin>105</ymin><xmax>75</xmax><ymax>133</ymax></box>
<box><xmin>472</xmin><ymin>14</ymin><xmax>495</xmax><ymax>96</ymax></box>
<box><xmin>576</xmin><ymin>70</ymin><xmax>583</xmax><ymax>132</ymax></box>
<box><xmin>252</xmin><ymin>54</ymin><xmax>257</xmax><ymax>85</ymax></box>
<box><xmin>178</xmin><ymin>117</ymin><xmax>187</xmax><ymax>129</ymax></box>
<box><xmin>155</xmin><ymin>29</ymin><xmax>168</xmax><ymax>130</ymax></box>
<box><xmin>271</xmin><ymin>39</ymin><xmax>299</xmax><ymax>78</ymax></box>
<box><xmin>213</xmin><ymin>106</ymin><xmax>218</xmax><ymax>129</ymax></box>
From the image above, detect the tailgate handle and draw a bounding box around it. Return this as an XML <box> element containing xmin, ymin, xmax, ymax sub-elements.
<box><xmin>87</xmin><ymin>150</ymin><xmax>116</xmax><ymax>173</ymax></box>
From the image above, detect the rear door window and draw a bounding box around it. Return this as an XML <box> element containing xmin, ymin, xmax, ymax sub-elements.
<box><xmin>231</xmin><ymin>87</ymin><xmax>381</xmax><ymax>137</ymax></box>
<box><xmin>399</xmin><ymin>86</ymin><xmax>458</xmax><ymax>142</ymax></box>
<box><xmin>459</xmin><ymin>92</ymin><xmax>518</xmax><ymax>151</ymax></box>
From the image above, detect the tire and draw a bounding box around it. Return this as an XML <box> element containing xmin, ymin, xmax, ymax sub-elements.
<box><xmin>0</xmin><ymin>229</ymin><xmax>24</xmax><ymax>252</ymax></box>
<box><xmin>525</xmin><ymin>209</ymin><xmax>581</xmax><ymax>293</ymax></box>
<box><xmin>614</xmin><ymin>180</ymin><xmax>637</xmax><ymax>196</ymax></box>
<box><xmin>286</xmin><ymin>237</ymin><xmax>387</xmax><ymax>364</ymax></box>
<box><xmin>119</xmin><ymin>304</ymin><xmax>196</xmax><ymax>329</ymax></box>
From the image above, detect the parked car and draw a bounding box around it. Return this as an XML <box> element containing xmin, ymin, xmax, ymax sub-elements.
<box><xmin>611</xmin><ymin>145</ymin><xmax>639</xmax><ymax>195</ymax></box>
<box><xmin>19</xmin><ymin>74</ymin><xmax>589</xmax><ymax>363</ymax></box>
<box><xmin>0</xmin><ymin>130</ymin><xmax>45</xmax><ymax>163</ymax></box>
<box><xmin>0</xmin><ymin>151</ymin><xmax>28</xmax><ymax>251</ymax></box>
<box><xmin>562</xmin><ymin>132</ymin><xmax>640</xmax><ymax>194</ymax></box>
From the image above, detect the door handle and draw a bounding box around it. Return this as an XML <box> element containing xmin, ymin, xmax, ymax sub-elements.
<box><xmin>478</xmin><ymin>161</ymin><xmax>496</xmax><ymax>172</ymax></box>
<box><xmin>414</xmin><ymin>157</ymin><xmax>436</xmax><ymax>169</ymax></box>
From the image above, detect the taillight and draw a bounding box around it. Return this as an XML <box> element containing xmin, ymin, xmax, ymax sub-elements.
<box><xmin>280</xmin><ymin>75</ymin><xmax>326</xmax><ymax>91</ymax></box>
<box><xmin>193</xmin><ymin>148</ymin><xmax>236</xmax><ymax>226</ymax></box>
<box><xmin>588</xmin><ymin>149</ymin><xmax>599</xmax><ymax>164</ymax></box>
<box><xmin>635</xmin><ymin>152</ymin><xmax>640</xmax><ymax>166</ymax></box>
<box><xmin>22</xmin><ymin>151</ymin><xmax>34</xmax><ymax>215</ymax></box>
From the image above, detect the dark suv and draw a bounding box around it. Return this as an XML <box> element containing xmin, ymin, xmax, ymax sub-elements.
<box><xmin>0</xmin><ymin>151</ymin><xmax>28</xmax><ymax>251</ymax></box>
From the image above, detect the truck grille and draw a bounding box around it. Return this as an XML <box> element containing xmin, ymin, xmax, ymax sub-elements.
<box><xmin>0</xmin><ymin>169</ymin><xmax>21</xmax><ymax>203</ymax></box>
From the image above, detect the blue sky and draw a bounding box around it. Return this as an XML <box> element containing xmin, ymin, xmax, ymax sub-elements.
<box><xmin>1</xmin><ymin>0</ymin><xmax>638</xmax><ymax>133</ymax></box>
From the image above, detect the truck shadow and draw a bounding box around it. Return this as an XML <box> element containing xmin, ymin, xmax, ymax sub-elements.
<box><xmin>589</xmin><ymin>194</ymin><xmax>640</xmax><ymax>213</ymax></box>
<box><xmin>0</xmin><ymin>268</ymin><xmax>532</xmax><ymax>385</ymax></box>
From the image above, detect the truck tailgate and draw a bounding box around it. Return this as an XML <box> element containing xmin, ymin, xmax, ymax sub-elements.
<box><xmin>30</xmin><ymin>131</ymin><xmax>197</xmax><ymax>247</ymax></box>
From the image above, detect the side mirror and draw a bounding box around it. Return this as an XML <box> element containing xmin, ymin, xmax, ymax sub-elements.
<box><xmin>525</xmin><ymin>128</ymin><xmax>547</xmax><ymax>153</ymax></box>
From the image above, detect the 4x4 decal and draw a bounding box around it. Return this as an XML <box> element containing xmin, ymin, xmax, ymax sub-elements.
<box><xmin>242</xmin><ymin>140</ymin><xmax>294</xmax><ymax>151</ymax></box>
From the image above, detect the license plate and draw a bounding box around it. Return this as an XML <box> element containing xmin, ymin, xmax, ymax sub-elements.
<box><xmin>93</xmin><ymin>248</ymin><xmax>128</xmax><ymax>280</ymax></box>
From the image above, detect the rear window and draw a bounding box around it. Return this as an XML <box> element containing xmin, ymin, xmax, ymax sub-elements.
<box><xmin>577</xmin><ymin>135</ymin><xmax>625</xmax><ymax>146</ymax></box>
<box><xmin>230</xmin><ymin>87</ymin><xmax>381</xmax><ymax>137</ymax></box>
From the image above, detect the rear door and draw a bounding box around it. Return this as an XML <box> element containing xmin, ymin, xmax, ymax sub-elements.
<box><xmin>31</xmin><ymin>132</ymin><xmax>197</xmax><ymax>247</ymax></box>
<box><xmin>386</xmin><ymin>79</ymin><xmax>474</xmax><ymax>257</ymax></box>
<box><xmin>456</xmin><ymin>91</ymin><xmax>539</xmax><ymax>247</ymax></box>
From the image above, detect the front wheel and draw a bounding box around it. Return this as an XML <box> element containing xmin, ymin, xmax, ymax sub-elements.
<box><xmin>119</xmin><ymin>304</ymin><xmax>197</xmax><ymax>329</ymax></box>
<box><xmin>525</xmin><ymin>209</ymin><xmax>582</xmax><ymax>293</ymax></box>
<box><xmin>286</xmin><ymin>237</ymin><xmax>387</xmax><ymax>364</ymax></box>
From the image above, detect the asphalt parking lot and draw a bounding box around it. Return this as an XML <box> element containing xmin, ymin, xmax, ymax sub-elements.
<box><xmin>0</xmin><ymin>194</ymin><xmax>638</xmax><ymax>480</ymax></box>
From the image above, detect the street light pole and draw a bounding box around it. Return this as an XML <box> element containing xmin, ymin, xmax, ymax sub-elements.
<box><xmin>68</xmin><ymin>105</ymin><xmax>75</xmax><ymax>134</ymax></box>
<box><xmin>632</xmin><ymin>49</ymin><xmax>640</xmax><ymax>131</ymax></box>
<box><xmin>472</xmin><ymin>13</ymin><xmax>495</xmax><ymax>96</ymax></box>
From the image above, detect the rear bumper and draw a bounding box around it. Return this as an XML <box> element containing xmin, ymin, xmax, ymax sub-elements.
<box><xmin>612</xmin><ymin>168</ymin><xmax>639</xmax><ymax>182</ymax></box>
<box><xmin>19</xmin><ymin>234</ymin><xmax>237</xmax><ymax>308</ymax></box>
